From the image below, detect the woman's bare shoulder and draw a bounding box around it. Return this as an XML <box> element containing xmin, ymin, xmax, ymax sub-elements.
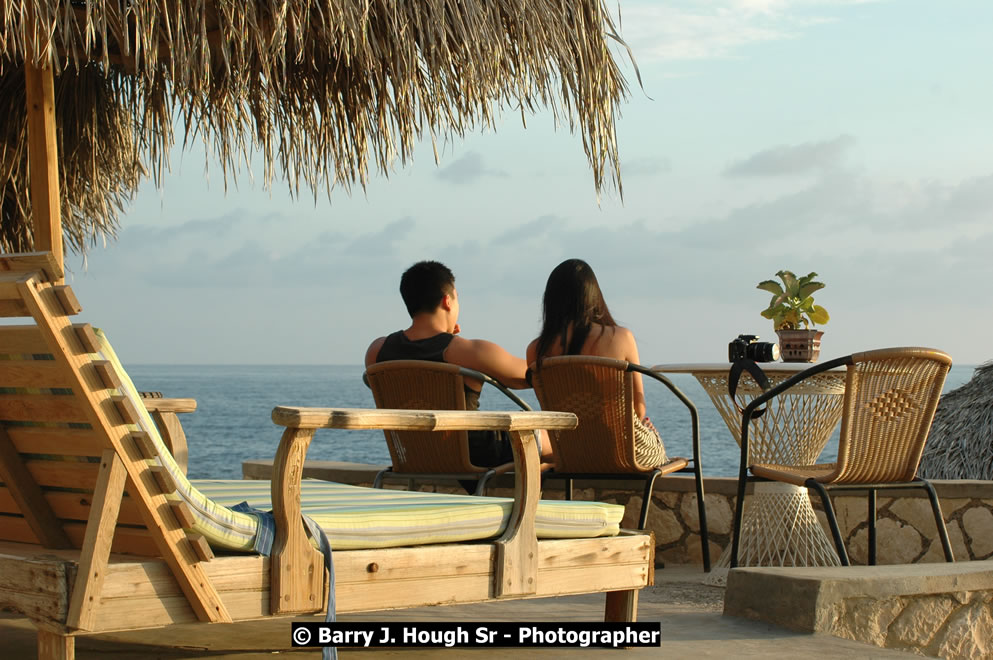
<box><xmin>525</xmin><ymin>337</ymin><xmax>540</xmax><ymax>366</ymax></box>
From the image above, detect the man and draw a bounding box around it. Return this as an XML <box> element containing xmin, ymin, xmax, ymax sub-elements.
<box><xmin>365</xmin><ymin>260</ymin><xmax>549</xmax><ymax>466</ymax></box>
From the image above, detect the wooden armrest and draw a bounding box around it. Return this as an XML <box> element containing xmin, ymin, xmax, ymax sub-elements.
<box><xmin>269</xmin><ymin>407</ymin><xmax>569</xmax><ymax>613</ymax></box>
<box><xmin>271</xmin><ymin>406</ymin><xmax>577</xmax><ymax>432</ymax></box>
<box><xmin>142</xmin><ymin>398</ymin><xmax>197</xmax><ymax>414</ymax></box>
<box><xmin>139</xmin><ymin>397</ymin><xmax>196</xmax><ymax>475</ymax></box>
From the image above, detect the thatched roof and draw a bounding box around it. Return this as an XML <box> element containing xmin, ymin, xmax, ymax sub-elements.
<box><xmin>918</xmin><ymin>361</ymin><xmax>993</xmax><ymax>480</ymax></box>
<box><xmin>0</xmin><ymin>1</ymin><xmax>627</xmax><ymax>255</ymax></box>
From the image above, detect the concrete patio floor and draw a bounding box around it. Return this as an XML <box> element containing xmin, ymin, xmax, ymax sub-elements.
<box><xmin>1</xmin><ymin>567</ymin><xmax>910</xmax><ymax>658</ymax></box>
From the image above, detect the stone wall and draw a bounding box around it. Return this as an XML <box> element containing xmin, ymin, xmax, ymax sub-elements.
<box><xmin>828</xmin><ymin>589</ymin><xmax>993</xmax><ymax>658</ymax></box>
<box><xmin>725</xmin><ymin>564</ymin><xmax>993</xmax><ymax>659</ymax></box>
<box><xmin>241</xmin><ymin>460</ymin><xmax>993</xmax><ymax>566</ymax></box>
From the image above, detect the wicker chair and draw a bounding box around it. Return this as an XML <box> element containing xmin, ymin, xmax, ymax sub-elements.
<box><xmin>528</xmin><ymin>355</ymin><xmax>710</xmax><ymax>571</ymax></box>
<box><xmin>365</xmin><ymin>360</ymin><xmax>532</xmax><ymax>494</ymax></box>
<box><xmin>730</xmin><ymin>347</ymin><xmax>955</xmax><ymax>568</ymax></box>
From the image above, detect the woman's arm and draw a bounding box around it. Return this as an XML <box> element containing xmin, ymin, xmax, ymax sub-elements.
<box><xmin>623</xmin><ymin>328</ymin><xmax>649</xmax><ymax>419</ymax></box>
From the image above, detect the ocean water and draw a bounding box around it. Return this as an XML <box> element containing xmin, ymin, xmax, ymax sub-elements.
<box><xmin>126</xmin><ymin>364</ymin><xmax>978</xmax><ymax>480</ymax></box>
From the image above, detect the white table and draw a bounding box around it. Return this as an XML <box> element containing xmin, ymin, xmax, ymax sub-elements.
<box><xmin>653</xmin><ymin>363</ymin><xmax>847</xmax><ymax>580</ymax></box>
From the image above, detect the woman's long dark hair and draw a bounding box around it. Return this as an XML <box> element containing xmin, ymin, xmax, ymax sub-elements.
<box><xmin>534</xmin><ymin>259</ymin><xmax>616</xmax><ymax>365</ymax></box>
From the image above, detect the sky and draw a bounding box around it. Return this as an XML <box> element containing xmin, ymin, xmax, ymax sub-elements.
<box><xmin>65</xmin><ymin>0</ymin><xmax>993</xmax><ymax>367</ymax></box>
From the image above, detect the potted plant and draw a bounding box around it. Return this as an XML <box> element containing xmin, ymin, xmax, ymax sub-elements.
<box><xmin>757</xmin><ymin>270</ymin><xmax>830</xmax><ymax>362</ymax></box>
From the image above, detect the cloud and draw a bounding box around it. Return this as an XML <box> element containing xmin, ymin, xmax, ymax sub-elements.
<box><xmin>492</xmin><ymin>215</ymin><xmax>565</xmax><ymax>245</ymax></box>
<box><xmin>724</xmin><ymin>135</ymin><xmax>856</xmax><ymax>176</ymax></box>
<box><xmin>67</xmin><ymin>159</ymin><xmax>993</xmax><ymax>364</ymax></box>
<box><xmin>344</xmin><ymin>217</ymin><xmax>416</xmax><ymax>256</ymax></box>
<box><xmin>622</xmin><ymin>157</ymin><xmax>672</xmax><ymax>177</ymax></box>
<box><xmin>615</xmin><ymin>1</ymin><xmax>881</xmax><ymax>62</ymax></box>
<box><xmin>436</xmin><ymin>152</ymin><xmax>509</xmax><ymax>185</ymax></box>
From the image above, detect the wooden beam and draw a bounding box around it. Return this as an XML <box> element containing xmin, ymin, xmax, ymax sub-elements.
<box><xmin>0</xmin><ymin>425</ymin><xmax>72</xmax><ymax>548</ymax></box>
<box><xmin>53</xmin><ymin>286</ymin><xmax>81</xmax><ymax>315</ymax></box>
<box><xmin>23</xmin><ymin>60</ymin><xmax>64</xmax><ymax>281</ymax></box>
<box><xmin>67</xmin><ymin>449</ymin><xmax>126</xmax><ymax>631</ymax></box>
<box><xmin>0</xmin><ymin>359</ymin><xmax>72</xmax><ymax>389</ymax></box>
<box><xmin>0</xmin><ymin>394</ymin><xmax>90</xmax><ymax>424</ymax></box>
<box><xmin>143</xmin><ymin>398</ymin><xmax>198</xmax><ymax>414</ymax></box>
<box><xmin>0</xmin><ymin>253</ymin><xmax>62</xmax><ymax>283</ymax></box>
<box><xmin>271</xmin><ymin>406</ymin><xmax>578</xmax><ymax>432</ymax></box>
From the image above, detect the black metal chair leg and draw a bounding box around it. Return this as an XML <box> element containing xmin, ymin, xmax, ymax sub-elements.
<box><xmin>638</xmin><ymin>470</ymin><xmax>662</xmax><ymax>530</ymax></box>
<box><xmin>693</xmin><ymin>464</ymin><xmax>711</xmax><ymax>572</ymax></box>
<box><xmin>868</xmin><ymin>488</ymin><xmax>877</xmax><ymax>566</ymax></box>
<box><xmin>565</xmin><ymin>478</ymin><xmax>573</xmax><ymax>501</ymax></box>
<box><xmin>807</xmin><ymin>480</ymin><xmax>849</xmax><ymax>566</ymax></box>
<box><xmin>921</xmin><ymin>479</ymin><xmax>955</xmax><ymax>562</ymax></box>
<box><xmin>730</xmin><ymin>469</ymin><xmax>749</xmax><ymax>569</ymax></box>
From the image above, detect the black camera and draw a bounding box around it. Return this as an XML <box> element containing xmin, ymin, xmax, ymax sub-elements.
<box><xmin>728</xmin><ymin>334</ymin><xmax>780</xmax><ymax>362</ymax></box>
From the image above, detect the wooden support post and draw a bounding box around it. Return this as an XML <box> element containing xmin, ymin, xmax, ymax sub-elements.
<box><xmin>24</xmin><ymin>57</ymin><xmax>64</xmax><ymax>281</ymax></box>
<box><xmin>604</xmin><ymin>589</ymin><xmax>639</xmax><ymax>622</ymax></box>
<box><xmin>151</xmin><ymin>410</ymin><xmax>190</xmax><ymax>474</ymax></box>
<box><xmin>37</xmin><ymin>630</ymin><xmax>74</xmax><ymax>660</ymax></box>
<box><xmin>494</xmin><ymin>430</ymin><xmax>539</xmax><ymax>598</ymax></box>
<box><xmin>271</xmin><ymin>426</ymin><xmax>326</xmax><ymax>614</ymax></box>
<box><xmin>67</xmin><ymin>449</ymin><xmax>126</xmax><ymax>631</ymax></box>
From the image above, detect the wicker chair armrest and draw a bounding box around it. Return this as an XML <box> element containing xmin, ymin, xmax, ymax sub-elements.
<box><xmin>458</xmin><ymin>366</ymin><xmax>533</xmax><ymax>411</ymax></box>
<box><xmin>630</xmin><ymin>363</ymin><xmax>702</xmax><ymax>469</ymax></box>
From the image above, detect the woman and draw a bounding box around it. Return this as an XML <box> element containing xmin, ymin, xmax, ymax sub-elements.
<box><xmin>526</xmin><ymin>259</ymin><xmax>667</xmax><ymax>467</ymax></box>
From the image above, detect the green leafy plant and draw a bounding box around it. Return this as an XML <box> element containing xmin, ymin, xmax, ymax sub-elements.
<box><xmin>757</xmin><ymin>270</ymin><xmax>830</xmax><ymax>330</ymax></box>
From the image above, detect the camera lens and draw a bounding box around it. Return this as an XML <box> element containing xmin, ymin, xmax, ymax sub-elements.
<box><xmin>745</xmin><ymin>341</ymin><xmax>780</xmax><ymax>362</ymax></box>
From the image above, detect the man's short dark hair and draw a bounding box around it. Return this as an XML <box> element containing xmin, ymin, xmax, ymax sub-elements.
<box><xmin>399</xmin><ymin>261</ymin><xmax>455</xmax><ymax>317</ymax></box>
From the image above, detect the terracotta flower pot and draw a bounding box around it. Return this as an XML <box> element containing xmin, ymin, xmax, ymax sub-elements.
<box><xmin>776</xmin><ymin>329</ymin><xmax>824</xmax><ymax>363</ymax></box>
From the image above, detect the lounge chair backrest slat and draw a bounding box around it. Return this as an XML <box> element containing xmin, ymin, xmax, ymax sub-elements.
<box><xmin>530</xmin><ymin>356</ymin><xmax>645</xmax><ymax>473</ymax></box>
<box><xmin>834</xmin><ymin>348</ymin><xmax>951</xmax><ymax>483</ymax></box>
<box><xmin>0</xmin><ymin>259</ymin><xmax>232</xmax><ymax>623</ymax></box>
<box><xmin>365</xmin><ymin>360</ymin><xmax>483</xmax><ymax>474</ymax></box>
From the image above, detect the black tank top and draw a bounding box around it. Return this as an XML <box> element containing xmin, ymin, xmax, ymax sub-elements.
<box><xmin>376</xmin><ymin>331</ymin><xmax>455</xmax><ymax>363</ymax></box>
<box><xmin>375</xmin><ymin>331</ymin><xmax>481</xmax><ymax>409</ymax></box>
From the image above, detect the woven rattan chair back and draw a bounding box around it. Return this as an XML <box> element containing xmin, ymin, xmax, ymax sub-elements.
<box><xmin>834</xmin><ymin>348</ymin><xmax>952</xmax><ymax>484</ymax></box>
<box><xmin>365</xmin><ymin>360</ymin><xmax>483</xmax><ymax>474</ymax></box>
<box><xmin>530</xmin><ymin>356</ymin><xmax>647</xmax><ymax>473</ymax></box>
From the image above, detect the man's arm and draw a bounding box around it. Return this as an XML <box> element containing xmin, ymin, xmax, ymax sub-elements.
<box><xmin>364</xmin><ymin>337</ymin><xmax>387</xmax><ymax>368</ymax></box>
<box><xmin>445</xmin><ymin>336</ymin><xmax>530</xmax><ymax>389</ymax></box>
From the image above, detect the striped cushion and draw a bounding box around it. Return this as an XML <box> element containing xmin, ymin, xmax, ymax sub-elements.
<box><xmin>196</xmin><ymin>479</ymin><xmax>623</xmax><ymax>549</ymax></box>
<box><xmin>94</xmin><ymin>330</ymin><xmax>623</xmax><ymax>551</ymax></box>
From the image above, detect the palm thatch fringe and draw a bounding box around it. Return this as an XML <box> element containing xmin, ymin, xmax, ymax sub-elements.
<box><xmin>918</xmin><ymin>361</ymin><xmax>993</xmax><ymax>480</ymax></box>
<box><xmin>1</xmin><ymin>0</ymin><xmax>628</xmax><ymax>254</ymax></box>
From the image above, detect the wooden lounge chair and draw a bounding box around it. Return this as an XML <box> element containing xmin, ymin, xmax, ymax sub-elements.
<box><xmin>0</xmin><ymin>254</ymin><xmax>654</xmax><ymax>659</ymax></box>
<box><xmin>365</xmin><ymin>359</ymin><xmax>532</xmax><ymax>494</ymax></box>
<box><xmin>529</xmin><ymin>356</ymin><xmax>711</xmax><ymax>571</ymax></box>
<box><xmin>730</xmin><ymin>347</ymin><xmax>955</xmax><ymax>568</ymax></box>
